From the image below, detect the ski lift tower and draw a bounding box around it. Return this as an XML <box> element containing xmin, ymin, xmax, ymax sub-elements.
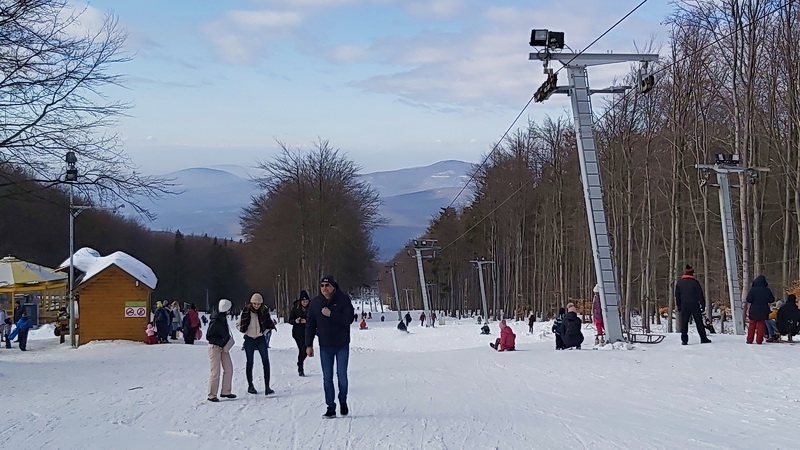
<box><xmin>696</xmin><ymin>154</ymin><xmax>769</xmax><ymax>335</ymax></box>
<box><xmin>529</xmin><ymin>29</ymin><xmax>658</xmax><ymax>343</ymax></box>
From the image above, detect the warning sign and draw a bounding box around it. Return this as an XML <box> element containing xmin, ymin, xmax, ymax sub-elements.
<box><xmin>124</xmin><ymin>307</ymin><xmax>146</xmax><ymax>318</ymax></box>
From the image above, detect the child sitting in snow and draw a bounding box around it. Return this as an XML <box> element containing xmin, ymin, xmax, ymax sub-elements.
<box><xmin>359</xmin><ymin>319</ymin><xmax>368</xmax><ymax>330</ymax></box>
<box><xmin>145</xmin><ymin>323</ymin><xmax>157</xmax><ymax>344</ymax></box>
<box><xmin>480</xmin><ymin>323</ymin><xmax>490</xmax><ymax>335</ymax></box>
<box><xmin>489</xmin><ymin>320</ymin><xmax>516</xmax><ymax>351</ymax></box>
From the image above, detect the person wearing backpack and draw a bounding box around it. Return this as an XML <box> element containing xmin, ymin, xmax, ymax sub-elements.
<box><xmin>552</xmin><ymin>307</ymin><xmax>566</xmax><ymax>350</ymax></box>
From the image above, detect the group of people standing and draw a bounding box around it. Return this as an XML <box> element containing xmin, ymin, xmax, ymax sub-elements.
<box><xmin>204</xmin><ymin>275</ymin><xmax>355</xmax><ymax>419</ymax></box>
<box><xmin>148</xmin><ymin>301</ymin><xmax>201</xmax><ymax>345</ymax></box>
<box><xmin>1</xmin><ymin>301</ymin><xmax>32</xmax><ymax>351</ymax></box>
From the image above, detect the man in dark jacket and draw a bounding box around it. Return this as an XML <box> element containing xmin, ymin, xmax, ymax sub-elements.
<box><xmin>675</xmin><ymin>265</ymin><xmax>711</xmax><ymax>345</ymax></box>
<box><xmin>306</xmin><ymin>275</ymin><xmax>355</xmax><ymax>418</ymax></box>
<box><xmin>745</xmin><ymin>275</ymin><xmax>774</xmax><ymax>344</ymax></box>
<box><xmin>404</xmin><ymin>312</ymin><xmax>412</xmax><ymax>326</ymax></box>
<box><xmin>289</xmin><ymin>290</ymin><xmax>311</xmax><ymax>376</ymax></box>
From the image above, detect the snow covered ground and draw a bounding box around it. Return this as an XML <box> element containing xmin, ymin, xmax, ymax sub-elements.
<box><xmin>1</xmin><ymin>314</ymin><xmax>798</xmax><ymax>449</ymax></box>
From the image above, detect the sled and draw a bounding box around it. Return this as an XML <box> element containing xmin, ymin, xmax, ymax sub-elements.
<box><xmin>626</xmin><ymin>332</ymin><xmax>665</xmax><ymax>344</ymax></box>
<box><xmin>624</xmin><ymin>326</ymin><xmax>665</xmax><ymax>344</ymax></box>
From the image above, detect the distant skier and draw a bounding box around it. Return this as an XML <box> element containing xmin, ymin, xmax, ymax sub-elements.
<box><xmin>560</xmin><ymin>304</ymin><xmax>583</xmax><ymax>350</ymax></box>
<box><xmin>404</xmin><ymin>312</ymin><xmax>412</xmax><ymax>327</ymax></box>
<box><xmin>552</xmin><ymin>307</ymin><xmax>566</xmax><ymax>350</ymax></box>
<box><xmin>675</xmin><ymin>265</ymin><xmax>712</xmax><ymax>345</ymax></box>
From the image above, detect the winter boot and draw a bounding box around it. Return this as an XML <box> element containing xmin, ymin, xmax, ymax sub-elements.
<box><xmin>340</xmin><ymin>401</ymin><xmax>349</xmax><ymax>416</ymax></box>
<box><xmin>265</xmin><ymin>381</ymin><xmax>274</xmax><ymax>395</ymax></box>
<box><xmin>323</xmin><ymin>406</ymin><xmax>336</xmax><ymax>418</ymax></box>
<box><xmin>246</xmin><ymin>367</ymin><xmax>257</xmax><ymax>394</ymax></box>
<box><xmin>298</xmin><ymin>362</ymin><xmax>305</xmax><ymax>377</ymax></box>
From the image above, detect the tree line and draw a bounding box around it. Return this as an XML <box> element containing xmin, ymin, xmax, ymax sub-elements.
<box><xmin>382</xmin><ymin>0</ymin><xmax>800</xmax><ymax>332</ymax></box>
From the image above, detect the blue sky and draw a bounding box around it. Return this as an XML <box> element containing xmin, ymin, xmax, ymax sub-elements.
<box><xmin>78</xmin><ymin>0</ymin><xmax>673</xmax><ymax>175</ymax></box>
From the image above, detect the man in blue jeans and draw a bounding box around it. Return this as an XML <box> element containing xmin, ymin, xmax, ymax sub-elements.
<box><xmin>306</xmin><ymin>275</ymin><xmax>355</xmax><ymax>418</ymax></box>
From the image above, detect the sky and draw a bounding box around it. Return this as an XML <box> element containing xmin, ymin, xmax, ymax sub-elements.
<box><xmin>77</xmin><ymin>0</ymin><xmax>674</xmax><ymax>175</ymax></box>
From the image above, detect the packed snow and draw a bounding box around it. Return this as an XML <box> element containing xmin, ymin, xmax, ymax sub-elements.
<box><xmin>1</xmin><ymin>312</ymin><xmax>798</xmax><ymax>449</ymax></box>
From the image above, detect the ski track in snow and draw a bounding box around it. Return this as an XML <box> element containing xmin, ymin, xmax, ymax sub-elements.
<box><xmin>1</xmin><ymin>317</ymin><xmax>799</xmax><ymax>449</ymax></box>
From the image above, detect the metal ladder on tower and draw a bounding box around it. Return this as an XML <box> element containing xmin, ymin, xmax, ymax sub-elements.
<box><xmin>567</xmin><ymin>66</ymin><xmax>624</xmax><ymax>343</ymax></box>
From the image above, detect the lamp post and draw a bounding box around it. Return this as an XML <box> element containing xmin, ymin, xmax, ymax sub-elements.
<box><xmin>64</xmin><ymin>152</ymin><xmax>122</xmax><ymax>347</ymax></box>
<box><xmin>65</xmin><ymin>152</ymin><xmax>78</xmax><ymax>348</ymax></box>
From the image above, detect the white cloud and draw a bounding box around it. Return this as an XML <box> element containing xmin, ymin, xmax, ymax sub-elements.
<box><xmin>346</xmin><ymin>3</ymin><xmax>668</xmax><ymax>111</ymax></box>
<box><xmin>203</xmin><ymin>9</ymin><xmax>306</xmax><ymax>64</ymax></box>
<box><xmin>63</xmin><ymin>2</ymin><xmax>110</xmax><ymax>38</ymax></box>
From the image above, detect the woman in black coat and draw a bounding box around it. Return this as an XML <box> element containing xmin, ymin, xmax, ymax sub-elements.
<box><xmin>777</xmin><ymin>294</ymin><xmax>800</xmax><ymax>342</ymax></box>
<box><xmin>288</xmin><ymin>290</ymin><xmax>311</xmax><ymax>376</ymax></box>
<box><xmin>559</xmin><ymin>305</ymin><xmax>584</xmax><ymax>349</ymax></box>
<box><xmin>745</xmin><ymin>275</ymin><xmax>774</xmax><ymax>344</ymax></box>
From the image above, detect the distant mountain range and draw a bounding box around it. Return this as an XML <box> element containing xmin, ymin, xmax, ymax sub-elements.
<box><xmin>133</xmin><ymin>160</ymin><xmax>474</xmax><ymax>261</ymax></box>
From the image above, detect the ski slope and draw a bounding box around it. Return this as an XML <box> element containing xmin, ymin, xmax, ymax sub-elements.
<box><xmin>1</xmin><ymin>315</ymin><xmax>797</xmax><ymax>449</ymax></box>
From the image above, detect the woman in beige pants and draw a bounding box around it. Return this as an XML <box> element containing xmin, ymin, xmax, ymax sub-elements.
<box><xmin>206</xmin><ymin>299</ymin><xmax>236</xmax><ymax>402</ymax></box>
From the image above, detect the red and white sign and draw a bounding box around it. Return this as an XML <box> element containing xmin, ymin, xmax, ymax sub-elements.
<box><xmin>124</xmin><ymin>307</ymin><xmax>146</xmax><ymax>318</ymax></box>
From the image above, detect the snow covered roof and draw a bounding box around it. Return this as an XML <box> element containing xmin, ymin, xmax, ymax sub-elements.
<box><xmin>58</xmin><ymin>247</ymin><xmax>158</xmax><ymax>290</ymax></box>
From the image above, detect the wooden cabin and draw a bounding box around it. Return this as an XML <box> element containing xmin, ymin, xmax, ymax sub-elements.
<box><xmin>60</xmin><ymin>248</ymin><xmax>158</xmax><ymax>345</ymax></box>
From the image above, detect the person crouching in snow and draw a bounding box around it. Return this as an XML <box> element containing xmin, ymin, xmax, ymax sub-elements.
<box><xmin>560</xmin><ymin>304</ymin><xmax>584</xmax><ymax>350</ymax></box>
<box><xmin>206</xmin><ymin>299</ymin><xmax>236</xmax><ymax>402</ymax></box>
<box><xmin>145</xmin><ymin>323</ymin><xmax>157</xmax><ymax>344</ymax></box>
<box><xmin>359</xmin><ymin>319</ymin><xmax>368</xmax><ymax>330</ymax></box>
<box><xmin>489</xmin><ymin>320</ymin><xmax>516</xmax><ymax>351</ymax></box>
<box><xmin>480</xmin><ymin>323</ymin><xmax>490</xmax><ymax>335</ymax></box>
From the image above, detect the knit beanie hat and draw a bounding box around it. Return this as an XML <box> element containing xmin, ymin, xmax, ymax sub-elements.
<box><xmin>250</xmin><ymin>293</ymin><xmax>263</xmax><ymax>305</ymax></box>
<box><xmin>684</xmin><ymin>265</ymin><xmax>695</xmax><ymax>276</ymax></box>
<box><xmin>218</xmin><ymin>299</ymin><xmax>232</xmax><ymax>313</ymax></box>
<box><xmin>299</xmin><ymin>290</ymin><xmax>310</xmax><ymax>300</ymax></box>
<box><xmin>593</xmin><ymin>284</ymin><xmax>600</xmax><ymax>293</ymax></box>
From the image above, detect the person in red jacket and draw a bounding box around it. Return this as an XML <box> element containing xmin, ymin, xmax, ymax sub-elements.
<box><xmin>489</xmin><ymin>320</ymin><xmax>516</xmax><ymax>351</ymax></box>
